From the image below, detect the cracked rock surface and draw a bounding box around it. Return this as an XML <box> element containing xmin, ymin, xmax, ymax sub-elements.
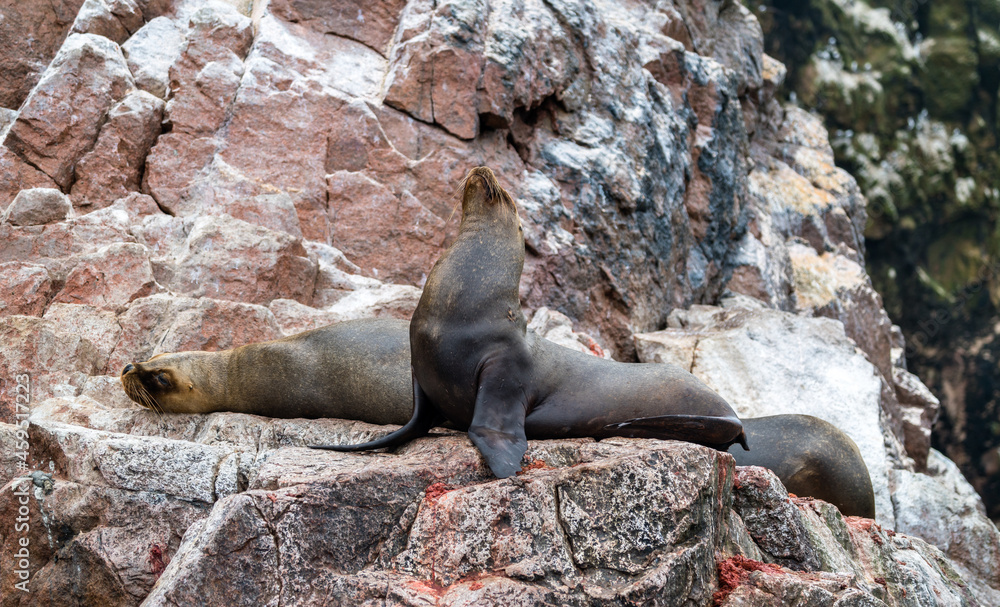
<box><xmin>0</xmin><ymin>0</ymin><xmax>997</xmax><ymax>605</ymax></box>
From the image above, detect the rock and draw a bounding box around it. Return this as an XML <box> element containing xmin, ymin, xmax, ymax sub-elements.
<box><xmin>164</xmin><ymin>215</ymin><xmax>317</xmax><ymax>306</ymax></box>
<box><xmin>51</xmin><ymin>243</ymin><xmax>160</xmax><ymax>312</ymax></box>
<box><xmin>0</xmin><ymin>0</ymin><xmax>86</xmax><ymax>109</ymax></box>
<box><xmin>121</xmin><ymin>17</ymin><xmax>187</xmax><ymax>99</ymax></box>
<box><xmin>789</xmin><ymin>244</ymin><xmax>894</xmax><ymax>381</ymax></box>
<box><xmin>268</xmin><ymin>280</ymin><xmax>421</xmax><ymax>335</ymax></box>
<box><xmin>2</xmin><ymin>189</ymin><xmax>72</xmax><ymax>226</ymax></box>
<box><xmin>162</xmin><ymin>2</ymin><xmax>253</xmax><ymax>136</ymax></box>
<box><xmin>634</xmin><ymin>305</ymin><xmax>902</xmax><ymax>528</ymax></box>
<box><xmin>0</xmin><ymin>147</ymin><xmax>60</xmax><ymax>209</ymax></box>
<box><xmin>0</xmin><ymin>262</ymin><xmax>54</xmax><ymax>316</ymax></box>
<box><xmin>267</xmin><ymin>0</ymin><xmax>407</xmax><ymax>55</ymax></box>
<box><xmin>143</xmin><ymin>438</ymin><xmax>733</xmax><ymax>607</ymax></box>
<box><xmin>732</xmin><ymin>466</ymin><xmax>821</xmax><ymax>571</ymax></box>
<box><xmin>327</xmin><ymin>170</ymin><xmax>446</xmax><ymax>284</ymax></box>
<box><xmin>527</xmin><ymin>307</ymin><xmax>611</xmax><ymax>359</ymax></box>
<box><xmin>0</xmin><ymin>201</ymin><xmax>139</xmax><ymax>282</ymax></box>
<box><xmin>141</xmin><ymin>134</ymin><xmax>219</xmax><ymax>215</ymax></box>
<box><xmin>70</xmin><ymin>90</ymin><xmax>165</xmax><ymax>210</ymax></box>
<box><xmin>4</xmin><ymin>33</ymin><xmax>133</xmax><ymax>189</ymax></box>
<box><xmin>892</xmin><ymin>367</ymin><xmax>940</xmax><ymax>471</ymax></box>
<box><xmin>108</xmin><ymin>294</ymin><xmax>282</xmax><ymax>373</ymax></box>
<box><xmin>891</xmin><ymin>449</ymin><xmax>1000</xmax><ymax>605</ymax></box>
<box><xmin>0</xmin><ymin>473</ymin><xmax>209</xmax><ymax>606</ymax></box>
<box><xmin>42</xmin><ymin>303</ymin><xmax>122</xmax><ymax>370</ymax></box>
<box><xmin>0</xmin><ymin>316</ymin><xmax>101</xmax><ymax>424</ymax></box>
<box><xmin>70</xmin><ymin>0</ymin><xmax>144</xmax><ymax>44</ymax></box>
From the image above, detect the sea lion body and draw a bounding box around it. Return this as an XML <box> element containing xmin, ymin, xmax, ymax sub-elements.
<box><xmin>315</xmin><ymin>167</ymin><xmax>747</xmax><ymax>477</ymax></box>
<box><xmin>730</xmin><ymin>415</ymin><xmax>876</xmax><ymax>518</ymax></box>
<box><xmin>123</xmin><ymin>317</ymin><xmax>874</xmax><ymax>516</ymax></box>
<box><xmin>121</xmin><ymin>318</ymin><xmax>412</xmax><ymax>423</ymax></box>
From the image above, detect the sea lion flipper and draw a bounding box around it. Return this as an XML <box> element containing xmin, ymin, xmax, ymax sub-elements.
<box><xmin>604</xmin><ymin>413</ymin><xmax>746</xmax><ymax>449</ymax></box>
<box><xmin>467</xmin><ymin>372</ymin><xmax>528</xmax><ymax>478</ymax></box>
<box><xmin>309</xmin><ymin>373</ymin><xmax>438</xmax><ymax>452</ymax></box>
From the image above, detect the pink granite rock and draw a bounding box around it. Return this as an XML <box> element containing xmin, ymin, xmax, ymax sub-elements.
<box><xmin>0</xmin><ymin>262</ymin><xmax>54</xmax><ymax>317</ymax></box>
<box><xmin>166</xmin><ymin>215</ymin><xmax>317</xmax><ymax>306</ymax></box>
<box><xmin>52</xmin><ymin>243</ymin><xmax>161</xmax><ymax>312</ymax></box>
<box><xmin>327</xmin><ymin>170</ymin><xmax>446</xmax><ymax>284</ymax></box>
<box><xmin>0</xmin><ymin>148</ymin><xmax>60</xmax><ymax>209</ymax></box>
<box><xmin>71</xmin><ymin>90</ymin><xmax>165</xmax><ymax>210</ymax></box>
<box><xmin>0</xmin><ymin>316</ymin><xmax>101</xmax><ymax>423</ymax></box>
<box><xmin>0</xmin><ymin>0</ymin><xmax>86</xmax><ymax>109</ymax></box>
<box><xmin>108</xmin><ymin>294</ymin><xmax>282</xmax><ymax>373</ymax></box>
<box><xmin>4</xmin><ymin>33</ymin><xmax>133</xmax><ymax>189</ymax></box>
<box><xmin>70</xmin><ymin>0</ymin><xmax>144</xmax><ymax>44</ymax></box>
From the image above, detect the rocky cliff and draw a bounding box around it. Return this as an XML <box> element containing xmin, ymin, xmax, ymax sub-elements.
<box><xmin>0</xmin><ymin>0</ymin><xmax>998</xmax><ymax>605</ymax></box>
<box><xmin>748</xmin><ymin>0</ymin><xmax>1000</xmax><ymax>523</ymax></box>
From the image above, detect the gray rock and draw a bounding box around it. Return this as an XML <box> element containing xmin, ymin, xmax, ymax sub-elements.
<box><xmin>3</xmin><ymin>188</ymin><xmax>72</xmax><ymax>226</ymax></box>
<box><xmin>891</xmin><ymin>449</ymin><xmax>1000</xmax><ymax>605</ymax></box>
<box><xmin>121</xmin><ymin>17</ymin><xmax>187</xmax><ymax>99</ymax></box>
<box><xmin>635</xmin><ymin>306</ymin><xmax>902</xmax><ymax>528</ymax></box>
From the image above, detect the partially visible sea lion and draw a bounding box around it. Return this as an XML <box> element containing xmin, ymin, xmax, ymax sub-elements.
<box><xmin>120</xmin><ymin>318</ymin><xmax>412</xmax><ymax>422</ymax></box>
<box><xmin>730</xmin><ymin>415</ymin><xmax>876</xmax><ymax>519</ymax></box>
<box><xmin>313</xmin><ymin>167</ymin><xmax>747</xmax><ymax>477</ymax></box>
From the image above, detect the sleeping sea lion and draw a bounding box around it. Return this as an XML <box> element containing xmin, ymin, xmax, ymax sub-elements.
<box><xmin>731</xmin><ymin>415</ymin><xmax>876</xmax><ymax>518</ymax></box>
<box><xmin>120</xmin><ymin>318</ymin><xmax>412</xmax><ymax>422</ymax></box>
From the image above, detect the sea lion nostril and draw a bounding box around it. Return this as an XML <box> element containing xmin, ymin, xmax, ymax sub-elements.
<box><xmin>122</xmin><ymin>363</ymin><xmax>134</xmax><ymax>375</ymax></box>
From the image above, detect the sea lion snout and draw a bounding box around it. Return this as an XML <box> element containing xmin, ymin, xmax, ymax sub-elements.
<box><xmin>122</xmin><ymin>363</ymin><xmax>135</xmax><ymax>376</ymax></box>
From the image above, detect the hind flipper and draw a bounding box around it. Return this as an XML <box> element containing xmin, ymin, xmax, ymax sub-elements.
<box><xmin>604</xmin><ymin>414</ymin><xmax>746</xmax><ymax>450</ymax></box>
<box><xmin>310</xmin><ymin>372</ymin><xmax>437</xmax><ymax>452</ymax></box>
<box><xmin>467</xmin><ymin>367</ymin><xmax>528</xmax><ymax>479</ymax></box>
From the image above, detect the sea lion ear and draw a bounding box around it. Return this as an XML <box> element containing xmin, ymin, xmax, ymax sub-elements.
<box><xmin>188</xmin><ymin>383</ymin><xmax>194</xmax><ymax>391</ymax></box>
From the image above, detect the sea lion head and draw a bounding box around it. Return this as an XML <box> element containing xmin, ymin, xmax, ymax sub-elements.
<box><xmin>460</xmin><ymin>166</ymin><xmax>521</xmax><ymax>229</ymax></box>
<box><xmin>120</xmin><ymin>352</ymin><xmax>219</xmax><ymax>414</ymax></box>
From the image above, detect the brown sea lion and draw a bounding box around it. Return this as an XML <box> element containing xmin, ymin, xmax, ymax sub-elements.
<box><xmin>312</xmin><ymin>166</ymin><xmax>747</xmax><ymax>477</ymax></box>
<box><xmin>120</xmin><ymin>318</ymin><xmax>412</xmax><ymax>423</ymax></box>
<box><xmin>123</xmin><ymin>319</ymin><xmax>873</xmax><ymax>515</ymax></box>
<box><xmin>730</xmin><ymin>415</ymin><xmax>876</xmax><ymax>519</ymax></box>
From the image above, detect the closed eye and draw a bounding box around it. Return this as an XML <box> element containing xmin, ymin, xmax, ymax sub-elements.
<box><xmin>155</xmin><ymin>373</ymin><xmax>171</xmax><ymax>388</ymax></box>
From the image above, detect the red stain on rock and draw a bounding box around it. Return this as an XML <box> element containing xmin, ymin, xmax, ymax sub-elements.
<box><xmin>147</xmin><ymin>543</ymin><xmax>169</xmax><ymax>578</ymax></box>
<box><xmin>405</xmin><ymin>579</ymin><xmax>445</xmax><ymax>597</ymax></box>
<box><xmin>712</xmin><ymin>555</ymin><xmax>784</xmax><ymax>606</ymax></box>
<box><xmin>424</xmin><ymin>482</ymin><xmax>456</xmax><ymax>504</ymax></box>
<box><xmin>516</xmin><ymin>456</ymin><xmax>551</xmax><ymax>475</ymax></box>
<box><xmin>584</xmin><ymin>337</ymin><xmax>605</xmax><ymax>358</ymax></box>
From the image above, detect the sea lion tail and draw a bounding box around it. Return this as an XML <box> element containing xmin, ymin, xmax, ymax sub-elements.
<box><xmin>309</xmin><ymin>376</ymin><xmax>439</xmax><ymax>452</ymax></box>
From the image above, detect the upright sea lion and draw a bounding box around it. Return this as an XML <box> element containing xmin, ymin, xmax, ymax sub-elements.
<box><xmin>120</xmin><ymin>318</ymin><xmax>412</xmax><ymax>422</ymax></box>
<box><xmin>313</xmin><ymin>167</ymin><xmax>747</xmax><ymax>477</ymax></box>
<box><xmin>730</xmin><ymin>415</ymin><xmax>876</xmax><ymax>519</ymax></box>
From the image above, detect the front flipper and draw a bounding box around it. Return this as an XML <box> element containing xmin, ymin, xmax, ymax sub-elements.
<box><xmin>310</xmin><ymin>372</ymin><xmax>439</xmax><ymax>452</ymax></box>
<box><xmin>467</xmin><ymin>368</ymin><xmax>528</xmax><ymax>479</ymax></box>
<box><xmin>604</xmin><ymin>414</ymin><xmax>748</xmax><ymax>451</ymax></box>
